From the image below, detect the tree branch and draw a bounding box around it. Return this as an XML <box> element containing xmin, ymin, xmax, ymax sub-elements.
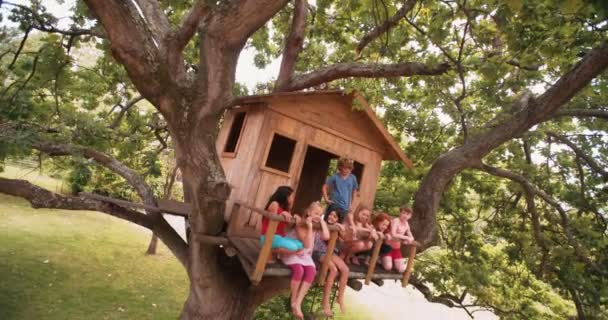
<box><xmin>405</xmin><ymin>17</ymin><xmax>458</xmax><ymax>65</ymax></box>
<box><xmin>553</xmin><ymin>108</ymin><xmax>608</xmax><ymax>120</ymax></box>
<box><xmin>0</xmin><ymin>177</ymin><xmax>153</xmax><ymax>229</ymax></box>
<box><xmin>8</xmin><ymin>25</ymin><xmax>32</xmax><ymax>70</ymax></box>
<box><xmin>355</xmin><ymin>0</ymin><xmax>417</xmax><ymax>55</ymax></box>
<box><xmin>274</xmin><ymin>0</ymin><xmax>308</xmax><ymax>92</ymax></box>
<box><xmin>32</xmin><ymin>141</ymin><xmax>155</xmax><ymax>202</ymax></box>
<box><xmin>546</xmin><ymin>131</ymin><xmax>608</xmax><ymax>181</ymax></box>
<box><xmin>476</xmin><ymin>163</ymin><xmax>606</xmax><ymax>276</ymax></box>
<box><xmin>410</xmin><ymin>42</ymin><xmax>608</xmax><ymax>249</ymax></box>
<box><xmin>409</xmin><ymin>275</ymin><xmax>475</xmax><ymax>318</ymax></box>
<box><xmin>30</xmin><ymin>140</ymin><xmax>189</xmax><ymax>266</ymax></box>
<box><xmin>133</xmin><ymin>0</ymin><xmax>171</xmax><ymax>40</ymax></box>
<box><xmin>574</xmin><ymin>156</ymin><xmax>607</xmax><ymax>230</ymax></box>
<box><xmin>83</xmin><ymin>0</ymin><xmax>163</xmax><ymax>103</ymax></box>
<box><xmin>206</xmin><ymin>0</ymin><xmax>290</xmax><ymax>46</ymax></box>
<box><xmin>3</xmin><ymin>2</ymin><xmax>105</xmax><ymax>38</ymax></box>
<box><xmin>280</xmin><ymin>61</ymin><xmax>450</xmax><ymax>91</ymax></box>
<box><xmin>505</xmin><ymin>58</ymin><xmax>541</xmax><ymax>71</ymax></box>
<box><xmin>173</xmin><ymin>0</ymin><xmax>210</xmax><ymax>52</ymax></box>
<box><xmin>2</xmin><ymin>49</ymin><xmax>41</xmax><ymax>104</ymax></box>
<box><xmin>109</xmin><ymin>95</ymin><xmax>145</xmax><ymax>129</ymax></box>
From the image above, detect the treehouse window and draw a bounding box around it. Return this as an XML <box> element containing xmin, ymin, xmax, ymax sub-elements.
<box><xmin>353</xmin><ymin>161</ymin><xmax>364</xmax><ymax>185</ymax></box>
<box><xmin>264</xmin><ymin>133</ymin><xmax>296</xmax><ymax>173</ymax></box>
<box><xmin>223</xmin><ymin>112</ymin><xmax>247</xmax><ymax>155</ymax></box>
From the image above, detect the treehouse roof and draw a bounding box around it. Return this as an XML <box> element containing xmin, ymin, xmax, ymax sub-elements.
<box><xmin>232</xmin><ymin>90</ymin><xmax>413</xmax><ymax>169</ymax></box>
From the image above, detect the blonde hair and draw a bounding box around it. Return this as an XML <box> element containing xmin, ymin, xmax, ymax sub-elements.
<box><xmin>352</xmin><ymin>204</ymin><xmax>371</xmax><ymax>224</ymax></box>
<box><xmin>305</xmin><ymin>201</ymin><xmax>322</xmax><ymax>216</ymax></box>
<box><xmin>337</xmin><ymin>157</ymin><xmax>354</xmax><ymax>169</ymax></box>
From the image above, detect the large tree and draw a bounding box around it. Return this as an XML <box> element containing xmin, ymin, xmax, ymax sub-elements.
<box><xmin>1</xmin><ymin>0</ymin><xmax>607</xmax><ymax>319</ymax></box>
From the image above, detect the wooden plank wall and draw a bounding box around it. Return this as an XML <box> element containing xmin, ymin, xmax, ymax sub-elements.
<box><xmin>217</xmin><ymin>96</ymin><xmax>386</xmax><ymax>232</ymax></box>
<box><xmin>216</xmin><ymin>105</ymin><xmax>268</xmax><ymax>223</ymax></box>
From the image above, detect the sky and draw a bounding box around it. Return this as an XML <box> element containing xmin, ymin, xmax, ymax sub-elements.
<box><xmin>0</xmin><ymin>1</ymin><xmax>499</xmax><ymax>319</ymax></box>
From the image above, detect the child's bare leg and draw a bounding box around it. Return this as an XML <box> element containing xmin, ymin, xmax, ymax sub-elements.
<box><xmin>294</xmin><ymin>266</ymin><xmax>316</xmax><ymax>317</ymax></box>
<box><xmin>333</xmin><ymin>255</ymin><xmax>349</xmax><ymax>313</ymax></box>
<box><xmin>322</xmin><ymin>261</ymin><xmax>338</xmax><ymax>316</ymax></box>
<box><xmin>381</xmin><ymin>256</ymin><xmax>392</xmax><ymax>271</ymax></box>
<box><xmin>339</xmin><ymin>242</ymin><xmax>352</xmax><ymax>260</ymax></box>
<box><xmin>349</xmin><ymin>241</ymin><xmax>367</xmax><ymax>265</ymax></box>
<box><xmin>288</xmin><ymin>264</ymin><xmax>305</xmax><ymax>318</ymax></box>
<box><xmin>395</xmin><ymin>258</ymin><xmax>406</xmax><ymax>273</ymax></box>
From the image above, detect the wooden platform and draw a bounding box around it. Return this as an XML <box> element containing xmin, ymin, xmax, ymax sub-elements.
<box><xmin>229</xmin><ymin>236</ymin><xmax>404</xmax><ymax>281</ymax></box>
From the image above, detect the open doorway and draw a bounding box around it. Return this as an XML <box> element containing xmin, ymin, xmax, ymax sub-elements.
<box><xmin>293</xmin><ymin>145</ymin><xmax>338</xmax><ymax>214</ymax></box>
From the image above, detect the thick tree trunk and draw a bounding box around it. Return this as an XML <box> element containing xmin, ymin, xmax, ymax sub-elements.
<box><xmin>171</xmin><ymin>112</ymin><xmax>259</xmax><ymax>319</ymax></box>
<box><xmin>180</xmin><ymin>277</ymin><xmax>256</xmax><ymax>320</ymax></box>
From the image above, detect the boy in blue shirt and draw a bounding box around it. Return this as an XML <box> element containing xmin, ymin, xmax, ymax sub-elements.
<box><xmin>322</xmin><ymin>157</ymin><xmax>359</xmax><ymax>223</ymax></box>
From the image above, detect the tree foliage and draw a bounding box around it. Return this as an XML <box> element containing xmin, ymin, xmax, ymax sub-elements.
<box><xmin>1</xmin><ymin>0</ymin><xmax>607</xmax><ymax>319</ymax></box>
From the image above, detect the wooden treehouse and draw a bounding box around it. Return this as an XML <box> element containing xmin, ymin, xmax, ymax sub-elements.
<box><xmin>217</xmin><ymin>90</ymin><xmax>419</xmax><ymax>288</ymax></box>
<box><xmin>84</xmin><ymin>90</ymin><xmax>421</xmax><ymax>290</ymax></box>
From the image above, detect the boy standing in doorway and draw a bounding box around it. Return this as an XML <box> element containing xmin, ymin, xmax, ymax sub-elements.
<box><xmin>322</xmin><ymin>157</ymin><xmax>359</xmax><ymax>224</ymax></box>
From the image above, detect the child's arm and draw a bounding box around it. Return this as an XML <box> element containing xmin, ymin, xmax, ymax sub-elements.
<box><xmin>403</xmin><ymin>223</ymin><xmax>414</xmax><ymax>243</ymax></box>
<box><xmin>267</xmin><ymin>201</ymin><xmax>279</xmax><ymax>214</ymax></box>
<box><xmin>364</xmin><ymin>223</ymin><xmax>378</xmax><ymax>240</ymax></box>
<box><xmin>268</xmin><ymin>201</ymin><xmax>291</xmax><ymax>217</ymax></box>
<box><xmin>305</xmin><ymin>217</ymin><xmax>315</xmax><ymax>249</ymax></box>
<box><xmin>349</xmin><ymin>189</ymin><xmax>358</xmax><ymax>212</ymax></box>
<box><xmin>322</xmin><ymin>183</ymin><xmax>332</xmax><ymax>204</ymax></box>
<box><xmin>319</xmin><ymin>219</ymin><xmax>330</xmax><ymax>241</ymax></box>
<box><xmin>346</xmin><ymin>210</ymin><xmax>355</xmax><ymax>227</ymax></box>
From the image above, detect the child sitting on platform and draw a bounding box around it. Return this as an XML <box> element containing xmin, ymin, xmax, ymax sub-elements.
<box><xmin>340</xmin><ymin>204</ymin><xmax>378</xmax><ymax>266</ymax></box>
<box><xmin>358</xmin><ymin>212</ymin><xmax>394</xmax><ymax>265</ymax></box>
<box><xmin>281</xmin><ymin>201</ymin><xmax>325</xmax><ymax>319</ymax></box>
<box><xmin>260</xmin><ymin>186</ymin><xmax>303</xmax><ymax>255</ymax></box>
<box><xmin>313</xmin><ymin>209</ymin><xmax>349</xmax><ymax>315</ymax></box>
<box><xmin>382</xmin><ymin>206</ymin><xmax>415</xmax><ymax>273</ymax></box>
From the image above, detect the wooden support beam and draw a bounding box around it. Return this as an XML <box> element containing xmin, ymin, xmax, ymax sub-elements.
<box><xmin>401</xmin><ymin>245</ymin><xmax>417</xmax><ymax>287</ymax></box>
<box><xmin>227</xmin><ymin>202</ymin><xmax>241</xmax><ymax>236</ymax></box>
<box><xmin>318</xmin><ymin>230</ymin><xmax>339</xmax><ymax>285</ymax></box>
<box><xmin>365</xmin><ymin>237</ymin><xmax>383</xmax><ymax>285</ymax></box>
<box><xmin>157</xmin><ymin>198</ymin><xmax>190</xmax><ymax>216</ymax></box>
<box><xmin>347</xmin><ymin>279</ymin><xmax>363</xmax><ymax>291</ymax></box>
<box><xmin>371</xmin><ymin>278</ymin><xmax>384</xmax><ymax>287</ymax></box>
<box><xmin>251</xmin><ymin>220</ymin><xmax>278</xmax><ymax>285</ymax></box>
<box><xmin>192</xmin><ymin>233</ymin><xmax>230</xmax><ymax>246</ymax></box>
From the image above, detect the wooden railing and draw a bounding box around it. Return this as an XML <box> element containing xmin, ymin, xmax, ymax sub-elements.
<box><xmin>230</xmin><ymin>201</ymin><xmax>419</xmax><ymax>287</ymax></box>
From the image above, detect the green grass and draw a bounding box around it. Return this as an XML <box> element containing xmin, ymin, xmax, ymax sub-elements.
<box><xmin>1</xmin><ymin>165</ymin><xmax>69</xmax><ymax>194</ymax></box>
<box><xmin>0</xmin><ymin>165</ymin><xmax>189</xmax><ymax>320</ymax></box>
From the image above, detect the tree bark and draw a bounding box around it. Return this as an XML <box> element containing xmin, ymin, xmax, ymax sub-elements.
<box><xmin>274</xmin><ymin>0</ymin><xmax>308</xmax><ymax>91</ymax></box>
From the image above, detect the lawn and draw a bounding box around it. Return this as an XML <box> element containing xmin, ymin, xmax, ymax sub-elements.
<box><xmin>1</xmin><ymin>165</ymin><xmax>189</xmax><ymax>319</ymax></box>
<box><xmin>0</xmin><ymin>192</ymin><xmax>190</xmax><ymax>320</ymax></box>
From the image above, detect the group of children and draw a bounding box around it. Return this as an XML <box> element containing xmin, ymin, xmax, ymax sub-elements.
<box><xmin>260</xmin><ymin>158</ymin><xmax>415</xmax><ymax>319</ymax></box>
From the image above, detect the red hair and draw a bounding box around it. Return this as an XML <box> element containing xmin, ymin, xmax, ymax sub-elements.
<box><xmin>372</xmin><ymin>212</ymin><xmax>391</xmax><ymax>233</ymax></box>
